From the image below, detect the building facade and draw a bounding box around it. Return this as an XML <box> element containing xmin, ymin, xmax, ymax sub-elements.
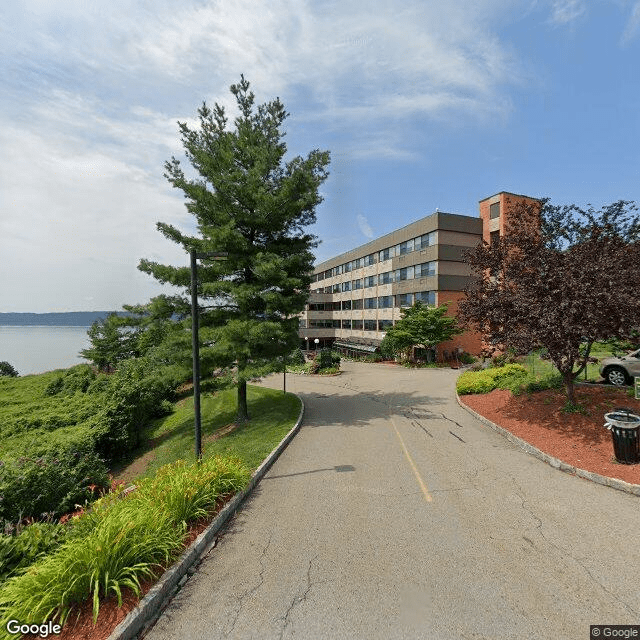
<box><xmin>299</xmin><ymin>192</ymin><xmax>541</xmax><ymax>358</ymax></box>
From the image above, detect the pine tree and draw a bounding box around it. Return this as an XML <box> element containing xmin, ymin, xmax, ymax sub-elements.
<box><xmin>139</xmin><ymin>76</ymin><xmax>330</xmax><ymax>422</ymax></box>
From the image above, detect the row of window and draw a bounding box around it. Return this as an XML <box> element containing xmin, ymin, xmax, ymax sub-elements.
<box><xmin>307</xmin><ymin>291</ymin><xmax>435</xmax><ymax>311</ymax></box>
<box><xmin>307</xmin><ymin>319</ymin><xmax>395</xmax><ymax>331</ymax></box>
<box><xmin>312</xmin><ymin>262</ymin><xmax>437</xmax><ymax>293</ymax></box>
<box><xmin>311</xmin><ymin>232</ymin><xmax>437</xmax><ymax>283</ymax></box>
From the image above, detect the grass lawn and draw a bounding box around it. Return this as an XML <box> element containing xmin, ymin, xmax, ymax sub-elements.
<box><xmin>518</xmin><ymin>343</ymin><xmax>617</xmax><ymax>382</ymax></box>
<box><xmin>111</xmin><ymin>384</ymin><xmax>301</xmax><ymax>483</ymax></box>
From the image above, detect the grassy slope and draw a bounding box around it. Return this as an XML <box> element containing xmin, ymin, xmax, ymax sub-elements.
<box><xmin>0</xmin><ymin>370</ymin><xmax>98</xmax><ymax>460</ymax></box>
<box><xmin>112</xmin><ymin>385</ymin><xmax>301</xmax><ymax>482</ymax></box>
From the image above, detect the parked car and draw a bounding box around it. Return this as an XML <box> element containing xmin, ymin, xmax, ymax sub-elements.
<box><xmin>599</xmin><ymin>348</ymin><xmax>640</xmax><ymax>386</ymax></box>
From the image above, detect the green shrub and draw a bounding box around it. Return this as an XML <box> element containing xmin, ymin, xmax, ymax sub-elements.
<box><xmin>0</xmin><ymin>456</ymin><xmax>250</xmax><ymax>630</ymax></box>
<box><xmin>317</xmin><ymin>366</ymin><xmax>339</xmax><ymax>375</ymax></box>
<box><xmin>459</xmin><ymin>352</ymin><xmax>477</xmax><ymax>364</ymax></box>
<box><xmin>456</xmin><ymin>364</ymin><xmax>528</xmax><ymax>395</ymax></box>
<box><xmin>0</xmin><ymin>444</ymin><xmax>109</xmax><ymax>522</ymax></box>
<box><xmin>330</xmin><ymin>350</ymin><xmax>341</xmax><ymax>366</ymax></box>
<box><xmin>0</xmin><ymin>522</ymin><xmax>68</xmax><ymax>584</ymax></box>
<box><xmin>92</xmin><ymin>359</ymin><xmax>182</xmax><ymax>460</ymax></box>
<box><xmin>319</xmin><ymin>348</ymin><xmax>333</xmax><ymax>370</ymax></box>
<box><xmin>289</xmin><ymin>348</ymin><xmax>305</xmax><ymax>366</ymax></box>
<box><xmin>44</xmin><ymin>365</ymin><xmax>96</xmax><ymax>397</ymax></box>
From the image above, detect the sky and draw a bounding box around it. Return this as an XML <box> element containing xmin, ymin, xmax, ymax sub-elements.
<box><xmin>1</xmin><ymin>0</ymin><xmax>639</xmax><ymax>312</ymax></box>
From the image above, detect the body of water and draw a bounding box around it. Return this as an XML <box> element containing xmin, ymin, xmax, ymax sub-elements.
<box><xmin>0</xmin><ymin>326</ymin><xmax>91</xmax><ymax>376</ymax></box>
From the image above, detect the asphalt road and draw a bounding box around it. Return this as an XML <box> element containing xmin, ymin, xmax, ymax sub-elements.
<box><xmin>144</xmin><ymin>362</ymin><xmax>640</xmax><ymax>640</ymax></box>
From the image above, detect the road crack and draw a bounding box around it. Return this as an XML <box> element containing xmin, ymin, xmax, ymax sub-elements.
<box><xmin>224</xmin><ymin>533</ymin><xmax>274</xmax><ymax>637</ymax></box>
<box><xmin>509</xmin><ymin>477</ymin><xmax>638</xmax><ymax>617</ymax></box>
<box><xmin>277</xmin><ymin>555</ymin><xmax>319</xmax><ymax>639</ymax></box>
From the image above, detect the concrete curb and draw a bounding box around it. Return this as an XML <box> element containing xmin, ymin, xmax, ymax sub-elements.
<box><xmin>107</xmin><ymin>395</ymin><xmax>305</xmax><ymax>640</ymax></box>
<box><xmin>455</xmin><ymin>392</ymin><xmax>640</xmax><ymax>497</ymax></box>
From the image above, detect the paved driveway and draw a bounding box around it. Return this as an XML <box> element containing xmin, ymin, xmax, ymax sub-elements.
<box><xmin>144</xmin><ymin>362</ymin><xmax>640</xmax><ymax>639</ymax></box>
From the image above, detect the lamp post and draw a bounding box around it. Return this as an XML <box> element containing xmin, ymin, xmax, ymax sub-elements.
<box><xmin>190</xmin><ymin>249</ymin><xmax>227</xmax><ymax>461</ymax></box>
<box><xmin>305</xmin><ymin>336</ymin><xmax>309</xmax><ymax>352</ymax></box>
<box><xmin>314</xmin><ymin>338</ymin><xmax>319</xmax><ymax>350</ymax></box>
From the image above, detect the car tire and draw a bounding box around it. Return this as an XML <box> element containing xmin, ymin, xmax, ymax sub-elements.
<box><xmin>605</xmin><ymin>366</ymin><xmax>629</xmax><ymax>386</ymax></box>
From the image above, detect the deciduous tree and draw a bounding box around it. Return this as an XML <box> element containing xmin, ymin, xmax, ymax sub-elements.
<box><xmin>139</xmin><ymin>76</ymin><xmax>330</xmax><ymax>422</ymax></box>
<box><xmin>458</xmin><ymin>198</ymin><xmax>640</xmax><ymax>406</ymax></box>
<box><xmin>380</xmin><ymin>302</ymin><xmax>463</xmax><ymax>361</ymax></box>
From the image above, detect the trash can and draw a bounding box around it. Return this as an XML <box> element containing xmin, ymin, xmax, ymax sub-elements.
<box><xmin>604</xmin><ymin>408</ymin><xmax>640</xmax><ymax>464</ymax></box>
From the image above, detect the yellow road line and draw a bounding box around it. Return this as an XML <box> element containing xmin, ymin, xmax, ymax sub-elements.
<box><xmin>390</xmin><ymin>414</ymin><xmax>433</xmax><ymax>503</ymax></box>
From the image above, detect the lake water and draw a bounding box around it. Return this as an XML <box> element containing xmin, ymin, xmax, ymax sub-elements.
<box><xmin>0</xmin><ymin>326</ymin><xmax>91</xmax><ymax>376</ymax></box>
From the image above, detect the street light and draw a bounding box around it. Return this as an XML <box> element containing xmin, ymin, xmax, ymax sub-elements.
<box><xmin>190</xmin><ymin>249</ymin><xmax>227</xmax><ymax>461</ymax></box>
<box><xmin>305</xmin><ymin>336</ymin><xmax>309</xmax><ymax>352</ymax></box>
<box><xmin>314</xmin><ymin>338</ymin><xmax>319</xmax><ymax>350</ymax></box>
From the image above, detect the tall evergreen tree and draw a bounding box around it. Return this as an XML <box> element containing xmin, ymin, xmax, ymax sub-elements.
<box><xmin>139</xmin><ymin>76</ymin><xmax>330</xmax><ymax>422</ymax></box>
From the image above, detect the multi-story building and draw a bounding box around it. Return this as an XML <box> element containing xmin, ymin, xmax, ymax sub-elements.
<box><xmin>299</xmin><ymin>191</ymin><xmax>541</xmax><ymax>359</ymax></box>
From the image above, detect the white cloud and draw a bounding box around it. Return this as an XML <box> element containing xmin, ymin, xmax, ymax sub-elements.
<box><xmin>1</xmin><ymin>0</ymin><xmax>533</xmax><ymax>310</ymax></box>
<box><xmin>621</xmin><ymin>1</ymin><xmax>640</xmax><ymax>43</ymax></box>
<box><xmin>357</xmin><ymin>214</ymin><xmax>374</xmax><ymax>239</ymax></box>
<box><xmin>548</xmin><ymin>0</ymin><xmax>586</xmax><ymax>25</ymax></box>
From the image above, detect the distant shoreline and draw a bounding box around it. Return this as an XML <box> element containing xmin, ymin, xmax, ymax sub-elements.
<box><xmin>0</xmin><ymin>311</ymin><xmax>129</xmax><ymax>327</ymax></box>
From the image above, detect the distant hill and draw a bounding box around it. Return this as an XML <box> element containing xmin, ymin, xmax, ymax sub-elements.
<box><xmin>0</xmin><ymin>311</ymin><xmax>132</xmax><ymax>327</ymax></box>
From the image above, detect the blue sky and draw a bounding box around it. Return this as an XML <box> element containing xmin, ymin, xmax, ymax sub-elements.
<box><xmin>1</xmin><ymin>0</ymin><xmax>638</xmax><ymax>312</ymax></box>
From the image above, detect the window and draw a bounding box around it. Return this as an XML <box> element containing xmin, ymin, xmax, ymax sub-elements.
<box><xmin>378</xmin><ymin>319</ymin><xmax>393</xmax><ymax>331</ymax></box>
<box><xmin>415</xmin><ymin>262</ymin><xmax>436</xmax><ymax>277</ymax></box>
<box><xmin>354</xmin><ymin>258</ymin><xmax>363</xmax><ymax>269</ymax></box>
<box><xmin>332</xmin><ymin>283</ymin><xmax>341</xmax><ymax>293</ymax></box>
<box><xmin>364</xmin><ymin>319</ymin><xmax>377</xmax><ymax>331</ymax></box>
<box><xmin>364</xmin><ymin>253</ymin><xmax>376</xmax><ymax>266</ymax></box>
<box><xmin>364</xmin><ymin>297</ymin><xmax>377</xmax><ymax>309</ymax></box>
<box><xmin>490</xmin><ymin>230</ymin><xmax>500</xmax><ymax>246</ymax></box>
<box><xmin>331</xmin><ymin>301</ymin><xmax>341</xmax><ymax>311</ymax></box>
<box><xmin>378</xmin><ymin>246</ymin><xmax>395</xmax><ymax>262</ymax></box>
<box><xmin>335</xmin><ymin>264</ymin><xmax>343</xmax><ymax>275</ymax></box>
<box><xmin>352</xmin><ymin>299</ymin><xmax>363</xmax><ymax>310</ymax></box>
<box><xmin>415</xmin><ymin>232</ymin><xmax>436</xmax><ymax>250</ymax></box>
<box><xmin>396</xmin><ymin>293</ymin><xmax>413</xmax><ymax>307</ymax></box>
<box><xmin>378</xmin><ymin>271</ymin><xmax>394</xmax><ymax>285</ymax></box>
<box><xmin>378</xmin><ymin>296</ymin><xmax>393</xmax><ymax>308</ymax></box>
<box><xmin>395</xmin><ymin>266</ymin><xmax>415</xmax><ymax>281</ymax></box>
<box><xmin>342</xmin><ymin>281</ymin><xmax>351</xmax><ymax>292</ymax></box>
<box><xmin>352</xmin><ymin>319</ymin><xmax>363</xmax><ymax>330</ymax></box>
<box><xmin>324</xmin><ymin>270</ymin><xmax>332</xmax><ymax>280</ymax></box>
<box><xmin>490</xmin><ymin>202</ymin><xmax>500</xmax><ymax>219</ymax></box>
<box><xmin>309</xmin><ymin>303</ymin><xmax>327</xmax><ymax>311</ymax></box>
<box><xmin>415</xmin><ymin>290</ymin><xmax>435</xmax><ymax>305</ymax></box>
<box><xmin>341</xmin><ymin>300</ymin><xmax>352</xmax><ymax>310</ymax></box>
<box><xmin>341</xmin><ymin>319</ymin><xmax>352</xmax><ymax>329</ymax></box>
<box><xmin>399</xmin><ymin>239</ymin><xmax>414</xmax><ymax>255</ymax></box>
<box><xmin>364</xmin><ymin>275</ymin><xmax>376</xmax><ymax>288</ymax></box>
<box><xmin>344</xmin><ymin>261</ymin><xmax>352</xmax><ymax>273</ymax></box>
<box><xmin>332</xmin><ymin>320</ymin><xmax>341</xmax><ymax>328</ymax></box>
<box><xmin>352</xmin><ymin>278</ymin><xmax>363</xmax><ymax>290</ymax></box>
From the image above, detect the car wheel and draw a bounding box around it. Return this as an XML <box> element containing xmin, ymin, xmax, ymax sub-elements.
<box><xmin>606</xmin><ymin>366</ymin><xmax>629</xmax><ymax>386</ymax></box>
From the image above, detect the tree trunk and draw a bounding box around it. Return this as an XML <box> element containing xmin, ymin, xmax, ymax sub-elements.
<box><xmin>563</xmin><ymin>372</ymin><xmax>577</xmax><ymax>407</ymax></box>
<box><xmin>236</xmin><ymin>378</ymin><xmax>249</xmax><ymax>424</ymax></box>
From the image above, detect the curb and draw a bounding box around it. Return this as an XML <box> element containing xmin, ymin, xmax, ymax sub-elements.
<box><xmin>455</xmin><ymin>392</ymin><xmax>640</xmax><ymax>497</ymax></box>
<box><xmin>107</xmin><ymin>395</ymin><xmax>306</xmax><ymax>640</ymax></box>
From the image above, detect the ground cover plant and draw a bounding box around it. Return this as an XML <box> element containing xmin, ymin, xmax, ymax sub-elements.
<box><xmin>0</xmin><ymin>455</ymin><xmax>250</xmax><ymax>638</ymax></box>
<box><xmin>112</xmin><ymin>384</ymin><xmax>301</xmax><ymax>482</ymax></box>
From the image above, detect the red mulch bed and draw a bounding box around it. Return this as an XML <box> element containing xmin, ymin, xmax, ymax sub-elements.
<box><xmin>461</xmin><ymin>385</ymin><xmax>640</xmax><ymax>485</ymax></box>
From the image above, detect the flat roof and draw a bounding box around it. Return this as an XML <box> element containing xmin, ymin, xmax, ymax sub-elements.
<box><xmin>313</xmin><ymin>210</ymin><xmax>479</xmax><ymax>270</ymax></box>
<box><xmin>478</xmin><ymin>191</ymin><xmax>543</xmax><ymax>203</ymax></box>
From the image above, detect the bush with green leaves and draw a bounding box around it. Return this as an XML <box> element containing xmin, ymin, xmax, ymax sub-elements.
<box><xmin>289</xmin><ymin>348</ymin><xmax>305</xmax><ymax>366</ymax></box>
<box><xmin>0</xmin><ymin>363</ymin><xmax>18</xmax><ymax>378</ymax></box>
<box><xmin>0</xmin><ymin>444</ymin><xmax>109</xmax><ymax>523</ymax></box>
<box><xmin>92</xmin><ymin>359</ymin><xmax>184</xmax><ymax>460</ymax></box>
<box><xmin>0</xmin><ymin>455</ymin><xmax>250</xmax><ymax>632</ymax></box>
<box><xmin>0</xmin><ymin>522</ymin><xmax>68</xmax><ymax>584</ymax></box>
<box><xmin>44</xmin><ymin>365</ymin><xmax>96</xmax><ymax>397</ymax></box>
<box><xmin>456</xmin><ymin>364</ymin><xmax>528</xmax><ymax>395</ymax></box>
<box><xmin>319</xmin><ymin>348</ymin><xmax>333</xmax><ymax>370</ymax></box>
